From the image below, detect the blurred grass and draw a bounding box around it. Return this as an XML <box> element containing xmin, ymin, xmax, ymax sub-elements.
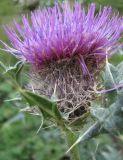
<box><xmin>0</xmin><ymin>0</ymin><xmax>123</xmax><ymax>160</ymax></box>
<box><xmin>0</xmin><ymin>0</ymin><xmax>20</xmax><ymax>64</ymax></box>
<box><xmin>0</xmin><ymin>0</ymin><xmax>20</xmax><ymax>124</ymax></box>
<box><xmin>83</xmin><ymin>0</ymin><xmax>123</xmax><ymax>14</ymax></box>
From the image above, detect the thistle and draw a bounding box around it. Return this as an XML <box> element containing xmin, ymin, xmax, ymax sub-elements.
<box><xmin>3</xmin><ymin>2</ymin><xmax>123</xmax><ymax>120</ymax></box>
<box><xmin>1</xmin><ymin>2</ymin><xmax>123</xmax><ymax>160</ymax></box>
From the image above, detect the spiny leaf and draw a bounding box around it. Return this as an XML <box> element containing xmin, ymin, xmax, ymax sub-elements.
<box><xmin>1</xmin><ymin>61</ymin><xmax>24</xmax><ymax>84</ymax></box>
<box><xmin>91</xmin><ymin>107</ymin><xmax>109</xmax><ymax>122</ymax></box>
<box><xmin>116</xmin><ymin>61</ymin><xmax>123</xmax><ymax>83</ymax></box>
<box><xmin>104</xmin><ymin>62</ymin><xmax>118</xmax><ymax>89</ymax></box>
<box><xmin>66</xmin><ymin>122</ymin><xmax>101</xmax><ymax>153</ymax></box>
<box><xmin>101</xmin><ymin>146</ymin><xmax>123</xmax><ymax>160</ymax></box>
<box><xmin>15</xmin><ymin>61</ymin><xmax>24</xmax><ymax>83</ymax></box>
<box><xmin>0</xmin><ymin>61</ymin><xmax>7</xmax><ymax>71</ymax></box>
<box><xmin>52</xmin><ymin>102</ymin><xmax>62</xmax><ymax>120</ymax></box>
<box><xmin>4</xmin><ymin>61</ymin><xmax>23</xmax><ymax>74</ymax></box>
<box><xmin>19</xmin><ymin>89</ymin><xmax>62</xmax><ymax>120</ymax></box>
<box><xmin>103</xmin><ymin>62</ymin><xmax>118</xmax><ymax>104</ymax></box>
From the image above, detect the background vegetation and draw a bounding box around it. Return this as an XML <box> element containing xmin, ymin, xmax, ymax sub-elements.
<box><xmin>0</xmin><ymin>0</ymin><xmax>123</xmax><ymax>160</ymax></box>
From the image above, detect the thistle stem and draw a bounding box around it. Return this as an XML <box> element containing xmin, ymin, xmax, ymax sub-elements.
<box><xmin>64</xmin><ymin>129</ymin><xmax>80</xmax><ymax>160</ymax></box>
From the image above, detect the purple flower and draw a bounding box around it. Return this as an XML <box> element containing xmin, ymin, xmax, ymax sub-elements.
<box><xmin>2</xmin><ymin>2</ymin><xmax>123</xmax><ymax>120</ymax></box>
<box><xmin>2</xmin><ymin>2</ymin><xmax>123</xmax><ymax>73</ymax></box>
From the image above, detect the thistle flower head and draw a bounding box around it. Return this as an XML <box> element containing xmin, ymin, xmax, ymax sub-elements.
<box><xmin>2</xmin><ymin>2</ymin><xmax>123</xmax><ymax>121</ymax></box>
<box><xmin>3</xmin><ymin>2</ymin><xmax>123</xmax><ymax>71</ymax></box>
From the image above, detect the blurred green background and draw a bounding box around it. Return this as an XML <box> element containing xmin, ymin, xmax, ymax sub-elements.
<box><xmin>0</xmin><ymin>0</ymin><xmax>123</xmax><ymax>160</ymax></box>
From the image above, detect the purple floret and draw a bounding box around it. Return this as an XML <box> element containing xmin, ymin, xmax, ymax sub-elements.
<box><xmin>2</xmin><ymin>2</ymin><xmax>123</xmax><ymax>71</ymax></box>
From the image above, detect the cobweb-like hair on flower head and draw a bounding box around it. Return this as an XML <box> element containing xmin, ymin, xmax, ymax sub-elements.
<box><xmin>2</xmin><ymin>2</ymin><xmax>123</xmax><ymax>121</ymax></box>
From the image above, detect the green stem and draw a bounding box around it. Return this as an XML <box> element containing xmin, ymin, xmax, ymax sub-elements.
<box><xmin>58</xmin><ymin>119</ymin><xmax>80</xmax><ymax>160</ymax></box>
<box><xmin>64</xmin><ymin>129</ymin><xmax>80</xmax><ymax>160</ymax></box>
<box><xmin>56</xmin><ymin>109</ymin><xmax>81</xmax><ymax>160</ymax></box>
<box><xmin>59</xmin><ymin>123</ymin><xmax>80</xmax><ymax>160</ymax></box>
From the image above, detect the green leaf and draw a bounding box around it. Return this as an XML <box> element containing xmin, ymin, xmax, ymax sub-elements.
<box><xmin>51</xmin><ymin>102</ymin><xmax>62</xmax><ymax>120</ymax></box>
<box><xmin>19</xmin><ymin>89</ymin><xmax>62</xmax><ymax>120</ymax></box>
<box><xmin>103</xmin><ymin>63</ymin><xmax>118</xmax><ymax>104</ymax></box>
<box><xmin>91</xmin><ymin>107</ymin><xmax>109</xmax><ymax>122</ymax></box>
<box><xmin>103</xmin><ymin>99</ymin><xmax>123</xmax><ymax>132</ymax></box>
<box><xmin>66</xmin><ymin>122</ymin><xmax>101</xmax><ymax>153</ymax></box>
<box><xmin>4</xmin><ymin>61</ymin><xmax>23</xmax><ymax>74</ymax></box>
<box><xmin>101</xmin><ymin>146</ymin><xmax>123</xmax><ymax>160</ymax></box>
<box><xmin>104</xmin><ymin>63</ymin><xmax>118</xmax><ymax>88</ymax></box>
<box><xmin>116</xmin><ymin>61</ymin><xmax>123</xmax><ymax>83</ymax></box>
<box><xmin>0</xmin><ymin>61</ymin><xmax>7</xmax><ymax>71</ymax></box>
<box><xmin>1</xmin><ymin>61</ymin><xmax>24</xmax><ymax>83</ymax></box>
<box><xmin>15</xmin><ymin>61</ymin><xmax>24</xmax><ymax>83</ymax></box>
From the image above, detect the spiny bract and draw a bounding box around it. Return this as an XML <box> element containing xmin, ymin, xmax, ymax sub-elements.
<box><xmin>2</xmin><ymin>2</ymin><xmax>123</xmax><ymax>121</ymax></box>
